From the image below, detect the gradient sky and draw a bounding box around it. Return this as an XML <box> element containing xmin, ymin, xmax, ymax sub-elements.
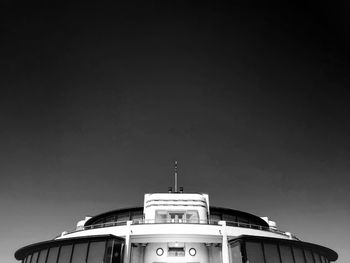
<box><xmin>1</xmin><ymin>2</ymin><xmax>350</xmax><ymax>263</ymax></box>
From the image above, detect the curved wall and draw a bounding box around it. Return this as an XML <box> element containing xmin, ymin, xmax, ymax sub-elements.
<box><xmin>15</xmin><ymin>235</ymin><xmax>125</xmax><ymax>263</ymax></box>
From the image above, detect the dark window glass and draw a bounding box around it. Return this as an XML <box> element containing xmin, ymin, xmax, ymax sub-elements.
<box><xmin>237</xmin><ymin>217</ymin><xmax>249</xmax><ymax>227</ymax></box>
<box><xmin>131</xmin><ymin>211</ymin><xmax>143</xmax><ymax>222</ymax></box>
<box><xmin>304</xmin><ymin>250</ymin><xmax>314</xmax><ymax>263</ymax></box>
<box><xmin>230</xmin><ymin>243</ymin><xmax>243</xmax><ymax>263</ymax></box>
<box><xmin>104</xmin><ymin>240</ymin><xmax>114</xmax><ymax>263</ymax></box>
<box><xmin>26</xmin><ymin>254</ymin><xmax>32</xmax><ymax>263</ymax></box>
<box><xmin>117</xmin><ymin>213</ymin><xmax>130</xmax><ymax>222</ymax></box>
<box><xmin>104</xmin><ymin>239</ymin><xmax>123</xmax><ymax>263</ymax></box>
<box><xmin>320</xmin><ymin>255</ymin><xmax>326</xmax><ymax>263</ymax></box>
<box><xmin>58</xmin><ymin>245</ymin><xmax>73</xmax><ymax>263</ymax></box>
<box><xmin>105</xmin><ymin>216</ymin><xmax>115</xmax><ymax>222</ymax></box>
<box><xmin>264</xmin><ymin>243</ymin><xmax>280</xmax><ymax>263</ymax></box>
<box><xmin>71</xmin><ymin>243</ymin><xmax>88</xmax><ymax>263</ymax></box>
<box><xmin>103</xmin><ymin>216</ymin><xmax>116</xmax><ymax>226</ymax></box>
<box><xmin>279</xmin><ymin>245</ymin><xmax>293</xmax><ymax>263</ymax></box>
<box><xmin>222</xmin><ymin>214</ymin><xmax>236</xmax><ymax>223</ymax></box>
<box><xmin>38</xmin><ymin>249</ymin><xmax>48</xmax><ymax>263</ymax></box>
<box><xmin>32</xmin><ymin>252</ymin><xmax>39</xmax><ymax>263</ymax></box>
<box><xmin>111</xmin><ymin>242</ymin><xmax>123</xmax><ymax>263</ymax></box>
<box><xmin>293</xmin><ymin>247</ymin><xmax>306</xmax><ymax>263</ymax></box>
<box><xmin>313</xmin><ymin>253</ymin><xmax>321</xmax><ymax>263</ymax></box>
<box><xmin>47</xmin><ymin>247</ymin><xmax>59</xmax><ymax>263</ymax></box>
<box><xmin>246</xmin><ymin>241</ymin><xmax>264</xmax><ymax>263</ymax></box>
<box><xmin>87</xmin><ymin>241</ymin><xmax>106</xmax><ymax>263</ymax></box>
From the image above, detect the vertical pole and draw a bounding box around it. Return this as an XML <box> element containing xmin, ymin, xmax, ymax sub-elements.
<box><xmin>124</xmin><ymin>221</ymin><xmax>132</xmax><ymax>263</ymax></box>
<box><xmin>219</xmin><ymin>221</ymin><xmax>230</xmax><ymax>263</ymax></box>
<box><xmin>174</xmin><ymin>161</ymin><xmax>178</xmax><ymax>192</ymax></box>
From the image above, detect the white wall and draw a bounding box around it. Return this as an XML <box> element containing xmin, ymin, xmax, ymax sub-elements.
<box><xmin>131</xmin><ymin>242</ymin><xmax>210</xmax><ymax>263</ymax></box>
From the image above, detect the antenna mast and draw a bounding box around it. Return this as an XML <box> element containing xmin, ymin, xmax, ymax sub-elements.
<box><xmin>174</xmin><ymin>160</ymin><xmax>178</xmax><ymax>192</ymax></box>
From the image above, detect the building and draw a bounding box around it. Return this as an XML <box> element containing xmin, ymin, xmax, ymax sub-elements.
<box><xmin>15</xmin><ymin>189</ymin><xmax>338</xmax><ymax>263</ymax></box>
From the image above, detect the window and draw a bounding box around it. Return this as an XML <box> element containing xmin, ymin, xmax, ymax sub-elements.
<box><xmin>313</xmin><ymin>252</ymin><xmax>321</xmax><ymax>263</ymax></box>
<box><xmin>71</xmin><ymin>243</ymin><xmax>88</xmax><ymax>263</ymax></box>
<box><xmin>38</xmin><ymin>249</ymin><xmax>48</xmax><ymax>263</ymax></box>
<box><xmin>169</xmin><ymin>212</ymin><xmax>185</xmax><ymax>223</ymax></box>
<box><xmin>31</xmin><ymin>252</ymin><xmax>39</xmax><ymax>263</ymax></box>
<box><xmin>155</xmin><ymin>211</ymin><xmax>168</xmax><ymax>223</ymax></box>
<box><xmin>230</xmin><ymin>243</ymin><xmax>243</xmax><ymax>263</ymax></box>
<box><xmin>264</xmin><ymin>243</ymin><xmax>280</xmax><ymax>263</ymax></box>
<box><xmin>210</xmin><ymin>214</ymin><xmax>221</xmax><ymax>223</ymax></box>
<box><xmin>293</xmin><ymin>247</ymin><xmax>306</xmax><ymax>263</ymax></box>
<box><xmin>87</xmin><ymin>241</ymin><xmax>106</xmax><ymax>263</ymax></box>
<box><xmin>47</xmin><ymin>247</ymin><xmax>59</xmax><ymax>263</ymax></box>
<box><xmin>222</xmin><ymin>214</ymin><xmax>236</xmax><ymax>223</ymax></box>
<box><xmin>25</xmin><ymin>254</ymin><xmax>32</xmax><ymax>263</ymax></box>
<box><xmin>131</xmin><ymin>211</ymin><xmax>143</xmax><ymax>223</ymax></box>
<box><xmin>304</xmin><ymin>250</ymin><xmax>315</xmax><ymax>263</ymax></box>
<box><xmin>117</xmin><ymin>213</ymin><xmax>130</xmax><ymax>222</ymax></box>
<box><xmin>246</xmin><ymin>242</ymin><xmax>264</xmax><ymax>263</ymax></box>
<box><xmin>58</xmin><ymin>245</ymin><xmax>73</xmax><ymax>263</ymax></box>
<box><xmin>111</xmin><ymin>242</ymin><xmax>123</xmax><ymax>263</ymax></box>
<box><xmin>185</xmin><ymin>211</ymin><xmax>199</xmax><ymax>223</ymax></box>
<box><xmin>237</xmin><ymin>217</ymin><xmax>249</xmax><ymax>227</ymax></box>
<box><xmin>104</xmin><ymin>216</ymin><xmax>116</xmax><ymax>226</ymax></box>
<box><xmin>279</xmin><ymin>245</ymin><xmax>294</xmax><ymax>263</ymax></box>
<box><xmin>104</xmin><ymin>240</ymin><xmax>115</xmax><ymax>263</ymax></box>
<box><xmin>168</xmin><ymin>247</ymin><xmax>185</xmax><ymax>257</ymax></box>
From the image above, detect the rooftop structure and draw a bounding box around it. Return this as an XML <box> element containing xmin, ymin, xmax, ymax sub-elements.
<box><xmin>15</xmin><ymin>190</ymin><xmax>338</xmax><ymax>263</ymax></box>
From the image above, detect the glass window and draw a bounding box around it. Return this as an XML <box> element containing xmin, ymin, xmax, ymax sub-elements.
<box><xmin>169</xmin><ymin>212</ymin><xmax>185</xmax><ymax>223</ymax></box>
<box><xmin>230</xmin><ymin>243</ymin><xmax>243</xmax><ymax>263</ymax></box>
<box><xmin>237</xmin><ymin>217</ymin><xmax>249</xmax><ymax>227</ymax></box>
<box><xmin>168</xmin><ymin>247</ymin><xmax>185</xmax><ymax>257</ymax></box>
<box><xmin>104</xmin><ymin>216</ymin><xmax>116</xmax><ymax>226</ymax></box>
<box><xmin>131</xmin><ymin>211</ymin><xmax>143</xmax><ymax>222</ymax></box>
<box><xmin>71</xmin><ymin>243</ymin><xmax>88</xmax><ymax>263</ymax></box>
<box><xmin>155</xmin><ymin>210</ymin><xmax>168</xmax><ymax>223</ymax></box>
<box><xmin>222</xmin><ymin>214</ymin><xmax>236</xmax><ymax>223</ymax></box>
<box><xmin>111</xmin><ymin>242</ymin><xmax>123</xmax><ymax>263</ymax></box>
<box><xmin>246</xmin><ymin>241</ymin><xmax>264</xmax><ymax>263</ymax></box>
<box><xmin>264</xmin><ymin>243</ymin><xmax>280</xmax><ymax>263</ymax></box>
<box><xmin>304</xmin><ymin>250</ymin><xmax>315</xmax><ymax>263</ymax></box>
<box><xmin>313</xmin><ymin>253</ymin><xmax>321</xmax><ymax>263</ymax></box>
<box><xmin>87</xmin><ymin>241</ymin><xmax>106</xmax><ymax>263</ymax></box>
<box><xmin>104</xmin><ymin>240</ymin><xmax>114</xmax><ymax>263</ymax></box>
<box><xmin>47</xmin><ymin>247</ymin><xmax>59</xmax><ymax>263</ymax></box>
<box><xmin>117</xmin><ymin>213</ymin><xmax>130</xmax><ymax>222</ymax></box>
<box><xmin>26</xmin><ymin>254</ymin><xmax>32</xmax><ymax>263</ymax></box>
<box><xmin>279</xmin><ymin>245</ymin><xmax>294</xmax><ymax>263</ymax></box>
<box><xmin>210</xmin><ymin>214</ymin><xmax>221</xmax><ymax>223</ymax></box>
<box><xmin>31</xmin><ymin>252</ymin><xmax>39</xmax><ymax>263</ymax></box>
<box><xmin>38</xmin><ymin>249</ymin><xmax>48</xmax><ymax>263</ymax></box>
<box><xmin>185</xmin><ymin>211</ymin><xmax>199</xmax><ymax>223</ymax></box>
<box><xmin>293</xmin><ymin>247</ymin><xmax>305</xmax><ymax>263</ymax></box>
<box><xmin>58</xmin><ymin>245</ymin><xmax>73</xmax><ymax>263</ymax></box>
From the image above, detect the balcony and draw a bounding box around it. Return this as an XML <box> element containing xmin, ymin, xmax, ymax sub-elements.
<box><xmin>81</xmin><ymin>219</ymin><xmax>298</xmax><ymax>240</ymax></box>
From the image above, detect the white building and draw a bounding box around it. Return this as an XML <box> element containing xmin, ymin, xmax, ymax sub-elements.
<box><xmin>15</xmin><ymin>190</ymin><xmax>338</xmax><ymax>263</ymax></box>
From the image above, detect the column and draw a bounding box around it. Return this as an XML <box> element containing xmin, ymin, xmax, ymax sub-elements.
<box><xmin>219</xmin><ymin>221</ymin><xmax>230</xmax><ymax>263</ymax></box>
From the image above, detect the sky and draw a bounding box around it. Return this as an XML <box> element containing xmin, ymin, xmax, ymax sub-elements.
<box><xmin>1</xmin><ymin>1</ymin><xmax>350</xmax><ymax>263</ymax></box>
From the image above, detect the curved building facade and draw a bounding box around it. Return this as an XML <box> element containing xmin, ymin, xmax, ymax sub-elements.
<box><xmin>15</xmin><ymin>191</ymin><xmax>338</xmax><ymax>263</ymax></box>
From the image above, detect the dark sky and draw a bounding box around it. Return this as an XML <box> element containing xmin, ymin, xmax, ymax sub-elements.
<box><xmin>1</xmin><ymin>2</ymin><xmax>350</xmax><ymax>262</ymax></box>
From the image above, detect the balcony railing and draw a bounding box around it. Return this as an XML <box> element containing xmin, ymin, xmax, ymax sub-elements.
<box><xmin>81</xmin><ymin>219</ymin><xmax>298</xmax><ymax>240</ymax></box>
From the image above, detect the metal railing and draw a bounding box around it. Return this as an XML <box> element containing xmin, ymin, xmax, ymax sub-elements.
<box><xmin>81</xmin><ymin>219</ymin><xmax>298</xmax><ymax>240</ymax></box>
<box><xmin>83</xmin><ymin>221</ymin><xmax>128</xmax><ymax>230</ymax></box>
